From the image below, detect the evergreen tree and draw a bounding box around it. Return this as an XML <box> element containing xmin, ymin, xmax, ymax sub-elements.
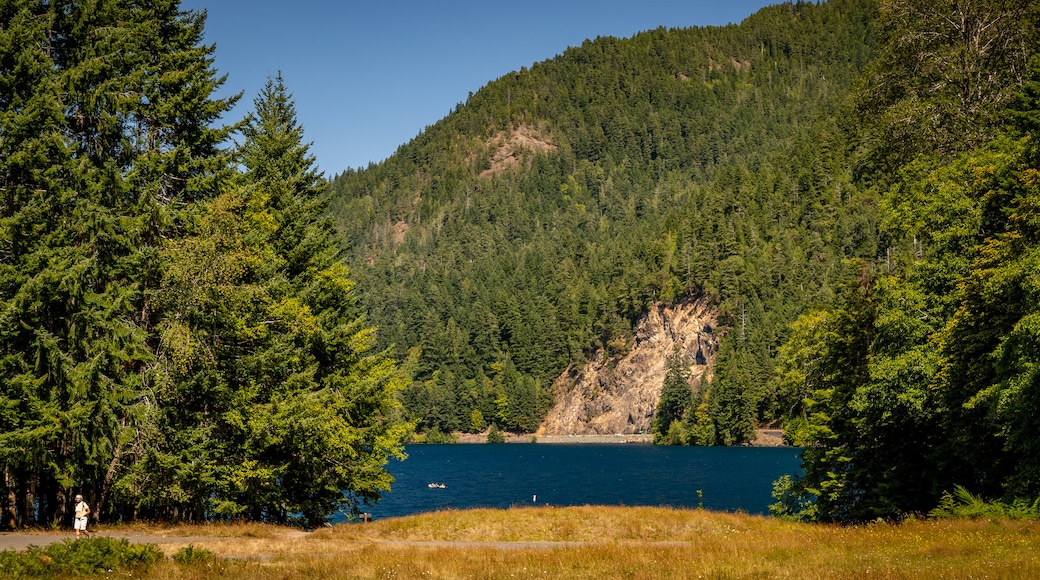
<box><xmin>0</xmin><ymin>0</ymin><xmax>235</xmax><ymax>527</ymax></box>
<box><xmin>128</xmin><ymin>74</ymin><xmax>409</xmax><ymax>525</ymax></box>
<box><xmin>238</xmin><ymin>71</ymin><xmax>327</xmax><ymax>279</ymax></box>
<box><xmin>0</xmin><ymin>3</ymin><xmax>407</xmax><ymax>529</ymax></box>
<box><xmin>652</xmin><ymin>349</ymin><xmax>692</xmax><ymax>444</ymax></box>
<box><xmin>235</xmin><ymin>73</ymin><xmax>409</xmax><ymax>524</ymax></box>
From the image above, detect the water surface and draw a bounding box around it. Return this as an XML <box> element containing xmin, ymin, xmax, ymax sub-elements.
<box><xmin>349</xmin><ymin>444</ymin><xmax>801</xmax><ymax>521</ymax></box>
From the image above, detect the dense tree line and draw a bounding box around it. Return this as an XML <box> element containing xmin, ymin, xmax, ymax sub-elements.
<box><xmin>328</xmin><ymin>0</ymin><xmax>878</xmax><ymax>442</ymax></box>
<box><xmin>0</xmin><ymin>1</ymin><xmax>407</xmax><ymax>529</ymax></box>
<box><xmin>771</xmin><ymin>0</ymin><xmax>1040</xmax><ymax>521</ymax></box>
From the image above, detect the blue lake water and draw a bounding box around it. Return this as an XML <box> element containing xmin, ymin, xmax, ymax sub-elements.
<box><xmin>346</xmin><ymin>444</ymin><xmax>802</xmax><ymax>521</ymax></box>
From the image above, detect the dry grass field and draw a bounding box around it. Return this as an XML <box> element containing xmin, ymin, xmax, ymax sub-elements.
<box><xmin>87</xmin><ymin>506</ymin><xmax>1040</xmax><ymax>579</ymax></box>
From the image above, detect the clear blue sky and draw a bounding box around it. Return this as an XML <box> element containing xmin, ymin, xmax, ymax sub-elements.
<box><xmin>179</xmin><ymin>0</ymin><xmax>781</xmax><ymax>176</ymax></box>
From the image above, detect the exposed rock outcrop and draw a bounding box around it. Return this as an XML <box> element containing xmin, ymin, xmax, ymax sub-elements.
<box><xmin>478</xmin><ymin>126</ymin><xmax>556</xmax><ymax>178</ymax></box>
<box><xmin>538</xmin><ymin>297</ymin><xmax>720</xmax><ymax>436</ymax></box>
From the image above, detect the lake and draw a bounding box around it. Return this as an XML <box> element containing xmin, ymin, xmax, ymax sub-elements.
<box><xmin>345</xmin><ymin>444</ymin><xmax>802</xmax><ymax>521</ymax></box>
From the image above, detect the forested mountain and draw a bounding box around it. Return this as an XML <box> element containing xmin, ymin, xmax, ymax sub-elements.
<box><xmin>327</xmin><ymin>0</ymin><xmax>878</xmax><ymax>442</ymax></box>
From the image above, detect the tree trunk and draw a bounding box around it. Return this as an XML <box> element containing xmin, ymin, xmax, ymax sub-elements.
<box><xmin>52</xmin><ymin>487</ymin><xmax>68</xmax><ymax>528</ymax></box>
<box><xmin>2</xmin><ymin>466</ymin><xmax>16</xmax><ymax>529</ymax></box>
<box><xmin>21</xmin><ymin>474</ymin><xmax>36</xmax><ymax>527</ymax></box>
<box><xmin>96</xmin><ymin>439</ymin><xmax>124</xmax><ymax>524</ymax></box>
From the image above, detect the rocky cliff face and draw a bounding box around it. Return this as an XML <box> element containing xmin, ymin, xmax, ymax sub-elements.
<box><xmin>538</xmin><ymin>297</ymin><xmax>719</xmax><ymax>436</ymax></box>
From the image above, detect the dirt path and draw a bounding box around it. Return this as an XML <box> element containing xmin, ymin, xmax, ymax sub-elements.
<box><xmin>0</xmin><ymin>531</ymin><xmax>646</xmax><ymax>555</ymax></box>
<box><xmin>0</xmin><ymin>531</ymin><xmax>222</xmax><ymax>552</ymax></box>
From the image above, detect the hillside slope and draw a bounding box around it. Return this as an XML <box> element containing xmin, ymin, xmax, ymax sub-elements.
<box><xmin>327</xmin><ymin>0</ymin><xmax>878</xmax><ymax>442</ymax></box>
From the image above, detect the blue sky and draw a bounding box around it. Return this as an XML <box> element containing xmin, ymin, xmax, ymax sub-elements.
<box><xmin>180</xmin><ymin>0</ymin><xmax>780</xmax><ymax>176</ymax></box>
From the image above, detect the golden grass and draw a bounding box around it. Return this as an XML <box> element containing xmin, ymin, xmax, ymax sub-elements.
<box><xmin>109</xmin><ymin>507</ymin><xmax>1040</xmax><ymax>579</ymax></box>
<box><xmin>96</xmin><ymin>519</ymin><xmax>297</xmax><ymax>538</ymax></box>
<box><xmin>313</xmin><ymin>505</ymin><xmax>781</xmax><ymax>543</ymax></box>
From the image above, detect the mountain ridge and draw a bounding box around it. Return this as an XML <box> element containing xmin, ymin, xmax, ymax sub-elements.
<box><xmin>327</xmin><ymin>0</ymin><xmax>878</xmax><ymax>444</ymax></box>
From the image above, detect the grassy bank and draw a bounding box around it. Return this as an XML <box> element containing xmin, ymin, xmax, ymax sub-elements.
<box><xmin>44</xmin><ymin>506</ymin><xmax>1036</xmax><ymax>579</ymax></box>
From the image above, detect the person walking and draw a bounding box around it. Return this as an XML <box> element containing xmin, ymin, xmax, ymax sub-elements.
<box><xmin>73</xmin><ymin>494</ymin><xmax>91</xmax><ymax>539</ymax></box>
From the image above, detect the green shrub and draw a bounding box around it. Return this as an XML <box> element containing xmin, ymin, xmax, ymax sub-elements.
<box><xmin>411</xmin><ymin>427</ymin><xmax>459</xmax><ymax>444</ymax></box>
<box><xmin>769</xmin><ymin>474</ymin><xmax>819</xmax><ymax>522</ymax></box>
<box><xmin>654</xmin><ymin>420</ymin><xmax>689</xmax><ymax>445</ymax></box>
<box><xmin>486</xmin><ymin>424</ymin><xmax>505</xmax><ymax>443</ymax></box>
<box><xmin>424</xmin><ymin>427</ymin><xmax>459</xmax><ymax>444</ymax></box>
<box><xmin>930</xmin><ymin>486</ymin><xmax>1040</xmax><ymax>520</ymax></box>
<box><xmin>0</xmin><ymin>537</ymin><xmax>162</xmax><ymax>578</ymax></box>
<box><xmin>173</xmin><ymin>544</ymin><xmax>218</xmax><ymax>566</ymax></box>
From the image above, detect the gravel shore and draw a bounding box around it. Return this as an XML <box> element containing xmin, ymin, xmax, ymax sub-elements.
<box><xmin>453</xmin><ymin>430</ymin><xmax>787</xmax><ymax>446</ymax></box>
<box><xmin>453</xmin><ymin>432</ymin><xmax>653</xmax><ymax>444</ymax></box>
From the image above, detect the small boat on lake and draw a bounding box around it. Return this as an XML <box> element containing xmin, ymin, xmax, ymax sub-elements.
<box><xmin>428</xmin><ymin>483</ymin><xmax>446</xmax><ymax>489</ymax></box>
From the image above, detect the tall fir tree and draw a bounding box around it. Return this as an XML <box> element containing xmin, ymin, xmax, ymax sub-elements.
<box><xmin>128</xmin><ymin>74</ymin><xmax>410</xmax><ymax>525</ymax></box>
<box><xmin>232</xmin><ymin>73</ymin><xmax>410</xmax><ymax>525</ymax></box>
<box><xmin>1</xmin><ymin>1</ymin><xmax>405</xmax><ymax>529</ymax></box>
<box><xmin>0</xmin><ymin>0</ymin><xmax>235</xmax><ymax>527</ymax></box>
<box><xmin>652</xmin><ymin>349</ymin><xmax>692</xmax><ymax>444</ymax></box>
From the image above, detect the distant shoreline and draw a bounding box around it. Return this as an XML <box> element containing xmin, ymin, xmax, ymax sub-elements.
<box><xmin>442</xmin><ymin>429</ymin><xmax>787</xmax><ymax>446</ymax></box>
<box><xmin>454</xmin><ymin>433</ymin><xmax>654</xmax><ymax>444</ymax></box>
